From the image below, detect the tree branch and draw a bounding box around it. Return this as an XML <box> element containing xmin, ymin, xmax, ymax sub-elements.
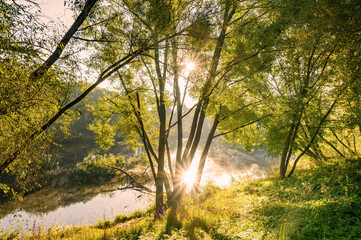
<box><xmin>213</xmin><ymin>114</ymin><xmax>272</xmax><ymax>138</ymax></box>
<box><xmin>30</xmin><ymin>0</ymin><xmax>99</xmax><ymax>80</ymax></box>
<box><xmin>287</xmin><ymin>96</ymin><xmax>340</xmax><ymax>177</ymax></box>
<box><xmin>72</xmin><ymin>36</ymin><xmax>118</xmax><ymax>43</ymax></box>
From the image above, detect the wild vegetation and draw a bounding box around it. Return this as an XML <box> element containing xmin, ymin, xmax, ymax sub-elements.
<box><xmin>1</xmin><ymin>0</ymin><xmax>361</xmax><ymax>238</ymax></box>
<box><xmin>2</xmin><ymin>158</ymin><xmax>361</xmax><ymax>239</ymax></box>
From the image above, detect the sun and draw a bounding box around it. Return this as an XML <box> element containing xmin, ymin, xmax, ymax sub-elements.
<box><xmin>182</xmin><ymin>169</ymin><xmax>197</xmax><ymax>190</ymax></box>
<box><xmin>184</xmin><ymin>61</ymin><xmax>196</xmax><ymax>74</ymax></box>
<box><xmin>185</xmin><ymin>62</ymin><xmax>195</xmax><ymax>71</ymax></box>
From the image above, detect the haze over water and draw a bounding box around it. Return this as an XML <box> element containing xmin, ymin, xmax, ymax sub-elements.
<box><xmin>0</xmin><ymin>146</ymin><xmax>267</xmax><ymax>233</ymax></box>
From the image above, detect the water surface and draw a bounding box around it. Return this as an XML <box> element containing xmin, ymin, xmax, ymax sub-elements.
<box><xmin>0</xmin><ymin>189</ymin><xmax>151</xmax><ymax>232</ymax></box>
<box><xmin>1</xmin><ymin>149</ymin><xmax>267</xmax><ymax>232</ymax></box>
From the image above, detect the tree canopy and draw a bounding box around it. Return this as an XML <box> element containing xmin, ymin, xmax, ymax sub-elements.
<box><xmin>1</xmin><ymin>0</ymin><xmax>360</xmax><ymax>213</ymax></box>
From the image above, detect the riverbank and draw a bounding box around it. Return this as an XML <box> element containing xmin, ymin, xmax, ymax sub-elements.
<box><xmin>2</xmin><ymin>157</ymin><xmax>361</xmax><ymax>239</ymax></box>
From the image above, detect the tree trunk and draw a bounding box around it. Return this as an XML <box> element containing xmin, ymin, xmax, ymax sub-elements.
<box><xmin>192</xmin><ymin>114</ymin><xmax>219</xmax><ymax>193</ymax></box>
<box><xmin>288</xmin><ymin>97</ymin><xmax>338</xmax><ymax>177</ymax></box>
<box><xmin>154</xmin><ymin>30</ymin><xmax>166</xmax><ymax>215</ymax></box>
<box><xmin>185</xmin><ymin>99</ymin><xmax>209</xmax><ymax>169</ymax></box>
<box><xmin>280</xmin><ymin>116</ymin><xmax>298</xmax><ymax>179</ymax></box>
<box><xmin>321</xmin><ymin>136</ymin><xmax>345</xmax><ymax>158</ymax></box>
<box><xmin>331</xmin><ymin>128</ymin><xmax>356</xmax><ymax>156</ymax></box>
<box><xmin>171</xmin><ymin>0</ymin><xmax>235</xmax><ymax>203</ymax></box>
<box><xmin>171</xmin><ymin>39</ymin><xmax>184</xmax><ymax>204</ymax></box>
<box><xmin>30</xmin><ymin>0</ymin><xmax>98</xmax><ymax>80</ymax></box>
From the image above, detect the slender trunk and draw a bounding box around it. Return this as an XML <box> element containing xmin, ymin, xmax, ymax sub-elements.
<box><xmin>171</xmin><ymin>1</ymin><xmax>235</xmax><ymax>203</ymax></box>
<box><xmin>120</xmin><ymin>76</ymin><xmax>157</xmax><ymax>180</ymax></box>
<box><xmin>311</xmin><ymin>142</ymin><xmax>327</xmax><ymax>161</ymax></box>
<box><xmin>182</xmin><ymin>3</ymin><xmax>234</xmax><ymax>169</ymax></box>
<box><xmin>154</xmin><ymin>30</ymin><xmax>166</xmax><ymax>213</ymax></box>
<box><xmin>166</xmin><ymin>142</ymin><xmax>174</xmax><ymax>182</ymax></box>
<box><xmin>155</xmin><ymin>106</ymin><xmax>166</xmax><ymax>209</ymax></box>
<box><xmin>353</xmin><ymin>130</ymin><xmax>358</xmax><ymax>155</ymax></box>
<box><xmin>185</xmin><ymin>99</ymin><xmax>209</xmax><ymax>169</ymax></box>
<box><xmin>143</xmin><ymin>139</ymin><xmax>157</xmax><ymax>180</ymax></box>
<box><xmin>280</xmin><ymin>104</ymin><xmax>304</xmax><ymax>179</ymax></box>
<box><xmin>321</xmin><ymin>136</ymin><xmax>345</xmax><ymax>158</ymax></box>
<box><xmin>180</xmin><ymin>101</ymin><xmax>203</xmax><ymax>165</ymax></box>
<box><xmin>288</xmin><ymin>97</ymin><xmax>338</xmax><ymax>177</ymax></box>
<box><xmin>303</xmin><ymin>123</ymin><xmax>327</xmax><ymax>161</ymax></box>
<box><xmin>171</xmin><ymin>39</ymin><xmax>184</xmax><ymax>201</ymax></box>
<box><xmin>305</xmin><ymin>148</ymin><xmax>320</xmax><ymax>161</ymax></box>
<box><xmin>192</xmin><ymin>114</ymin><xmax>219</xmax><ymax>193</ymax></box>
<box><xmin>280</xmin><ymin>118</ymin><xmax>297</xmax><ymax>179</ymax></box>
<box><xmin>30</xmin><ymin>0</ymin><xmax>98</xmax><ymax>80</ymax></box>
<box><xmin>280</xmin><ymin>43</ymin><xmax>320</xmax><ymax>178</ymax></box>
<box><xmin>170</xmin><ymin>101</ymin><xmax>203</xmax><ymax>202</ymax></box>
<box><xmin>331</xmin><ymin>128</ymin><xmax>356</xmax><ymax>156</ymax></box>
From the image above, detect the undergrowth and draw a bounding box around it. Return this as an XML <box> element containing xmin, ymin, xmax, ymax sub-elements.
<box><xmin>2</xmin><ymin>157</ymin><xmax>361</xmax><ymax>239</ymax></box>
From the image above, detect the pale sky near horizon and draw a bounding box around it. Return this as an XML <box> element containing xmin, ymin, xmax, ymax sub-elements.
<box><xmin>29</xmin><ymin>0</ymin><xmax>197</xmax><ymax>107</ymax></box>
<box><xmin>37</xmin><ymin>0</ymin><xmax>73</xmax><ymax>27</ymax></box>
<box><xmin>35</xmin><ymin>0</ymin><xmax>114</xmax><ymax>89</ymax></box>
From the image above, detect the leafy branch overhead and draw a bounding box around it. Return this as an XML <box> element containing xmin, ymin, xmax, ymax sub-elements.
<box><xmin>0</xmin><ymin>0</ymin><xmax>360</xmax><ymax>214</ymax></box>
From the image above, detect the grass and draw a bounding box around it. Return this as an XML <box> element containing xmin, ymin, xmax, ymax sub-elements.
<box><xmin>2</xmin><ymin>157</ymin><xmax>361</xmax><ymax>239</ymax></box>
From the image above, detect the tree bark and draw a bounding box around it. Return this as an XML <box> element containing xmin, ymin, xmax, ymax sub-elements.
<box><xmin>280</xmin><ymin>114</ymin><xmax>299</xmax><ymax>179</ymax></box>
<box><xmin>172</xmin><ymin>38</ymin><xmax>184</xmax><ymax>202</ymax></box>
<box><xmin>287</xmin><ymin>97</ymin><xmax>338</xmax><ymax>177</ymax></box>
<box><xmin>30</xmin><ymin>0</ymin><xmax>98</xmax><ymax>80</ymax></box>
<box><xmin>192</xmin><ymin>114</ymin><xmax>219</xmax><ymax>193</ymax></box>
<box><xmin>154</xmin><ymin>30</ymin><xmax>167</xmax><ymax>214</ymax></box>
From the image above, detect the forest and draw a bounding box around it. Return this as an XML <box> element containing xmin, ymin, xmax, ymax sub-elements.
<box><xmin>1</xmin><ymin>0</ymin><xmax>361</xmax><ymax>239</ymax></box>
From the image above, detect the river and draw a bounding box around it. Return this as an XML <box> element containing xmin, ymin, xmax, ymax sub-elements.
<box><xmin>0</xmin><ymin>149</ymin><xmax>267</xmax><ymax>233</ymax></box>
<box><xmin>0</xmin><ymin>189</ymin><xmax>151</xmax><ymax>233</ymax></box>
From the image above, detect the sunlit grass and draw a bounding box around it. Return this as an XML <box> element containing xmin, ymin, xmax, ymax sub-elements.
<box><xmin>1</xmin><ymin>207</ymin><xmax>154</xmax><ymax>240</ymax></box>
<box><xmin>3</xmin><ymin>157</ymin><xmax>361</xmax><ymax>239</ymax></box>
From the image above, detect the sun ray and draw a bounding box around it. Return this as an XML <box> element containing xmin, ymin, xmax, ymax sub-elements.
<box><xmin>182</xmin><ymin>169</ymin><xmax>197</xmax><ymax>190</ymax></box>
<box><xmin>185</xmin><ymin>61</ymin><xmax>196</xmax><ymax>72</ymax></box>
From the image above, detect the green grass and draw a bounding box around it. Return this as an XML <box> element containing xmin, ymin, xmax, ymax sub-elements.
<box><xmin>2</xmin><ymin>158</ymin><xmax>361</xmax><ymax>239</ymax></box>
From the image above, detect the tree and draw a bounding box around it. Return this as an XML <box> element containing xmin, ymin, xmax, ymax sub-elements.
<box><xmin>262</xmin><ymin>0</ymin><xmax>361</xmax><ymax>178</ymax></box>
<box><xmin>0</xmin><ymin>0</ymin><xmax>100</xmax><ymax>177</ymax></box>
<box><xmin>86</xmin><ymin>0</ymin><xmax>279</xmax><ymax>217</ymax></box>
<box><xmin>0</xmin><ymin>1</ymin><xmax>67</xmax><ymax>198</ymax></box>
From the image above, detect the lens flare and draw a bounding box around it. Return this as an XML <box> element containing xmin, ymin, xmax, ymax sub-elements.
<box><xmin>184</xmin><ymin>62</ymin><xmax>196</xmax><ymax>76</ymax></box>
<box><xmin>182</xmin><ymin>169</ymin><xmax>197</xmax><ymax>190</ymax></box>
<box><xmin>185</xmin><ymin>61</ymin><xmax>196</xmax><ymax>73</ymax></box>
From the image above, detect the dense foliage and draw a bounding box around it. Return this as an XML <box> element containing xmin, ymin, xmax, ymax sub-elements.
<box><xmin>0</xmin><ymin>1</ymin><xmax>67</xmax><ymax>199</ymax></box>
<box><xmin>0</xmin><ymin>0</ymin><xmax>360</xmax><ymax>235</ymax></box>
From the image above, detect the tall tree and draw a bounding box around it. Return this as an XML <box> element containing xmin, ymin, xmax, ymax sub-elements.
<box><xmin>87</xmin><ymin>0</ymin><xmax>279</xmax><ymax>216</ymax></box>
<box><xmin>0</xmin><ymin>0</ymin><xmax>100</xmax><ymax>176</ymax></box>
<box><xmin>262</xmin><ymin>0</ymin><xmax>361</xmax><ymax>178</ymax></box>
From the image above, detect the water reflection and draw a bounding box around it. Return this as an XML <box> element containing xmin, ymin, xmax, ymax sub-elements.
<box><xmin>0</xmin><ymin>189</ymin><xmax>151</xmax><ymax>232</ymax></box>
<box><xmin>1</xmin><ymin>146</ymin><xmax>268</xmax><ymax>233</ymax></box>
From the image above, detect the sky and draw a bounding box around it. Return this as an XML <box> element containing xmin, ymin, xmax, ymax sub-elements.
<box><xmin>26</xmin><ymin>0</ymin><xmax>197</xmax><ymax>108</ymax></box>
<box><xmin>34</xmin><ymin>0</ymin><xmax>114</xmax><ymax>88</ymax></box>
<box><xmin>37</xmin><ymin>0</ymin><xmax>73</xmax><ymax>27</ymax></box>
